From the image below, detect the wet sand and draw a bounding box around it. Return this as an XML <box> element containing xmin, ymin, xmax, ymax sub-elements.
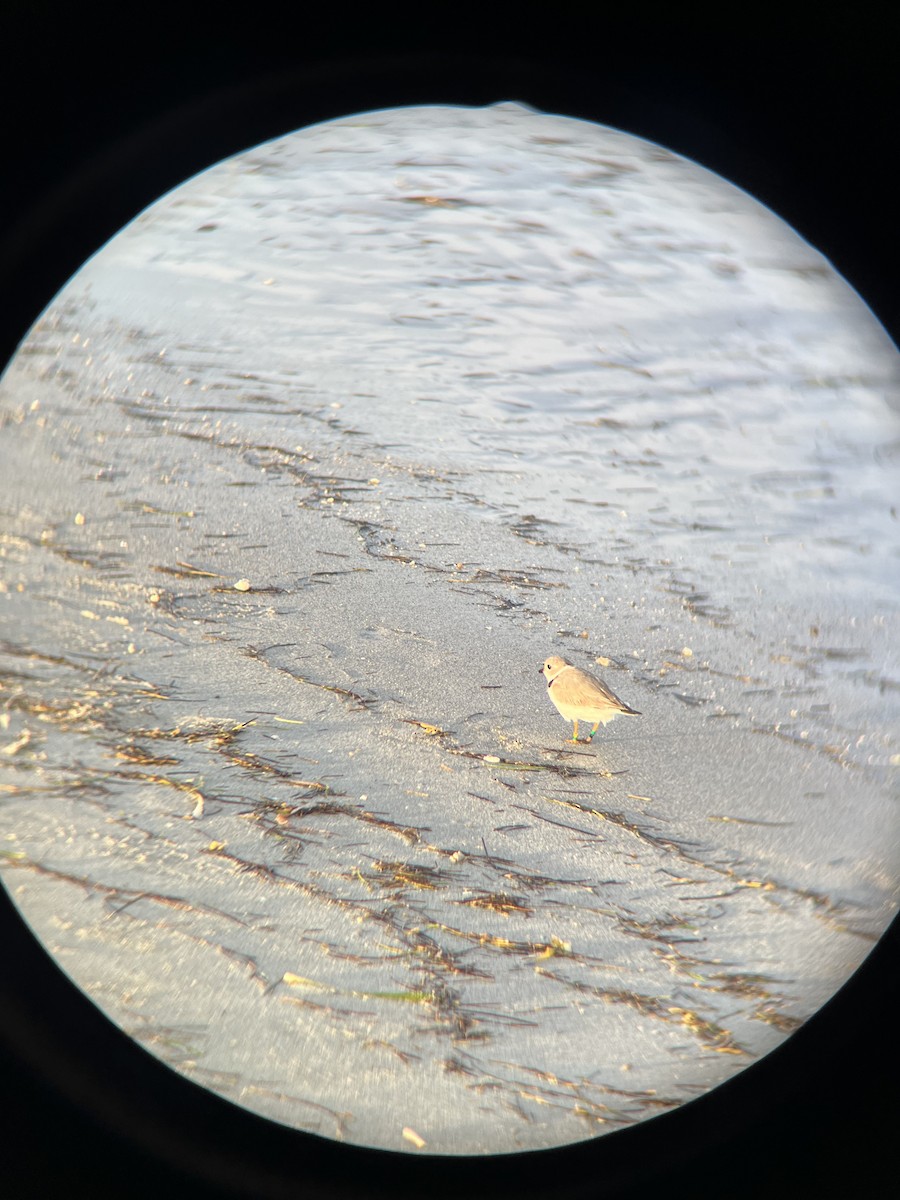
<box><xmin>1</xmin><ymin>104</ymin><xmax>898</xmax><ymax>1154</ymax></box>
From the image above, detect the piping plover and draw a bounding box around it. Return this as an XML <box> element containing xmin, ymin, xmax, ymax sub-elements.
<box><xmin>540</xmin><ymin>655</ymin><xmax>641</xmax><ymax>743</ymax></box>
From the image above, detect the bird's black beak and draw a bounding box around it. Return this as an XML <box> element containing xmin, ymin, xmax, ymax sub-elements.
<box><xmin>537</xmin><ymin>665</ymin><xmax>544</xmax><ymax>674</ymax></box>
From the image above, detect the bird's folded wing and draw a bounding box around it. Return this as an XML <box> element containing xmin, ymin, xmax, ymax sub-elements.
<box><xmin>565</xmin><ymin>672</ymin><xmax>620</xmax><ymax>707</ymax></box>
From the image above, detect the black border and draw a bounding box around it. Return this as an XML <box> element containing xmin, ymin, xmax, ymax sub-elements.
<box><xmin>2</xmin><ymin>9</ymin><xmax>898</xmax><ymax>1198</ymax></box>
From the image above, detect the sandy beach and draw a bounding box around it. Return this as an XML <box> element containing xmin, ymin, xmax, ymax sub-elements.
<box><xmin>1</xmin><ymin>103</ymin><xmax>898</xmax><ymax>1155</ymax></box>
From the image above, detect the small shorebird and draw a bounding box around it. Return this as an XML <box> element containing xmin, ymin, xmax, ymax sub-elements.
<box><xmin>540</xmin><ymin>655</ymin><xmax>641</xmax><ymax>743</ymax></box>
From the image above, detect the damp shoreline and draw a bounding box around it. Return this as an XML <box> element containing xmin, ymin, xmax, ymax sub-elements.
<box><xmin>1</xmin><ymin>103</ymin><xmax>898</xmax><ymax>1154</ymax></box>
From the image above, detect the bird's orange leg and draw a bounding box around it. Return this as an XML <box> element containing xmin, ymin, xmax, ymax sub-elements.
<box><xmin>570</xmin><ymin>719</ymin><xmax>580</xmax><ymax>742</ymax></box>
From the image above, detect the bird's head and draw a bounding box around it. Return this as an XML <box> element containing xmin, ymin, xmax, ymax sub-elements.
<box><xmin>540</xmin><ymin>655</ymin><xmax>571</xmax><ymax>682</ymax></box>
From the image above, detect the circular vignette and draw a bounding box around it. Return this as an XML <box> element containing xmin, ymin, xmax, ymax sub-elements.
<box><xmin>1</xmin><ymin>28</ymin><xmax>900</xmax><ymax>1200</ymax></box>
